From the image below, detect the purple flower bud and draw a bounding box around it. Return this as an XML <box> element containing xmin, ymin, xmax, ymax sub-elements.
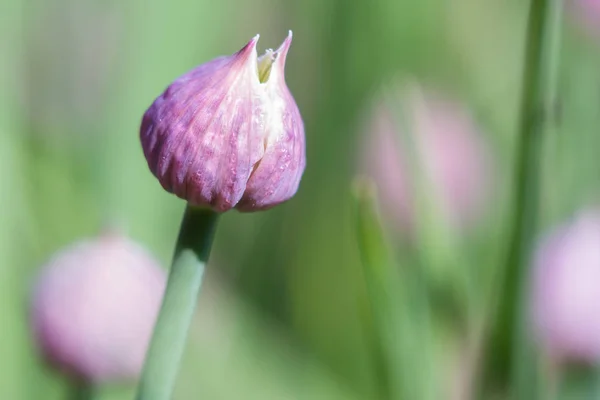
<box><xmin>360</xmin><ymin>87</ymin><xmax>492</xmax><ymax>233</ymax></box>
<box><xmin>30</xmin><ymin>230</ymin><xmax>166</xmax><ymax>383</ymax></box>
<box><xmin>140</xmin><ymin>32</ymin><xmax>306</xmax><ymax>212</ymax></box>
<box><xmin>531</xmin><ymin>209</ymin><xmax>600</xmax><ymax>363</ymax></box>
<box><xmin>570</xmin><ymin>0</ymin><xmax>600</xmax><ymax>38</ymax></box>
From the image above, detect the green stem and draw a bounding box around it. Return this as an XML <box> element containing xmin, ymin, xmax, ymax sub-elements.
<box><xmin>544</xmin><ymin>0</ymin><xmax>563</xmax><ymax>127</ymax></box>
<box><xmin>67</xmin><ymin>379</ymin><xmax>95</xmax><ymax>400</ymax></box>
<box><xmin>353</xmin><ymin>178</ymin><xmax>434</xmax><ymax>400</ymax></box>
<box><xmin>558</xmin><ymin>365</ymin><xmax>600</xmax><ymax>399</ymax></box>
<box><xmin>136</xmin><ymin>205</ymin><xmax>219</xmax><ymax>400</ymax></box>
<box><xmin>353</xmin><ymin>178</ymin><xmax>394</xmax><ymax>400</ymax></box>
<box><xmin>483</xmin><ymin>0</ymin><xmax>562</xmax><ymax>396</ymax></box>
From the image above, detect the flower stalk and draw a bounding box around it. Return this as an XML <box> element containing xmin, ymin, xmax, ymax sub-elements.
<box><xmin>67</xmin><ymin>379</ymin><xmax>95</xmax><ymax>400</ymax></box>
<box><xmin>135</xmin><ymin>205</ymin><xmax>219</xmax><ymax>400</ymax></box>
<box><xmin>483</xmin><ymin>0</ymin><xmax>563</xmax><ymax>396</ymax></box>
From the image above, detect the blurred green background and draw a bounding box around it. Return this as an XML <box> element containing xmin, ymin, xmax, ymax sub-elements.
<box><xmin>1</xmin><ymin>0</ymin><xmax>600</xmax><ymax>399</ymax></box>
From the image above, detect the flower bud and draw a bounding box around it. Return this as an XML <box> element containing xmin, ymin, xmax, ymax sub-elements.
<box><xmin>570</xmin><ymin>0</ymin><xmax>600</xmax><ymax>38</ymax></box>
<box><xmin>530</xmin><ymin>209</ymin><xmax>600</xmax><ymax>363</ymax></box>
<box><xmin>360</xmin><ymin>87</ymin><xmax>491</xmax><ymax>233</ymax></box>
<box><xmin>140</xmin><ymin>32</ymin><xmax>305</xmax><ymax>212</ymax></box>
<box><xmin>30</xmin><ymin>230</ymin><xmax>166</xmax><ymax>383</ymax></box>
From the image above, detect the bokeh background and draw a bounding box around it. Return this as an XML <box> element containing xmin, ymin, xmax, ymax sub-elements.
<box><xmin>2</xmin><ymin>0</ymin><xmax>600</xmax><ymax>399</ymax></box>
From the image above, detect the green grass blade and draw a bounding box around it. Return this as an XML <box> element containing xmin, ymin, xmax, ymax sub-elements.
<box><xmin>482</xmin><ymin>0</ymin><xmax>563</xmax><ymax>398</ymax></box>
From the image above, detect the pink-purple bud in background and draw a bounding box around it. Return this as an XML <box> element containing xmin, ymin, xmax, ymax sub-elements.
<box><xmin>530</xmin><ymin>209</ymin><xmax>600</xmax><ymax>364</ymax></box>
<box><xmin>140</xmin><ymin>32</ymin><xmax>306</xmax><ymax>212</ymax></box>
<box><xmin>30</xmin><ymin>230</ymin><xmax>166</xmax><ymax>383</ymax></box>
<box><xmin>570</xmin><ymin>0</ymin><xmax>600</xmax><ymax>38</ymax></box>
<box><xmin>360</xmin><ymin>87</ymin><xmax>492</xmax><ymax>233</ymax></box>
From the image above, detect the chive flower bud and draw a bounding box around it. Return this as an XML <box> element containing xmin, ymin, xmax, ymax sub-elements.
<box><xmin>30</xmin><ymin>230</ymin><xmax>166</xmax><ymax>383</ymax></box>
<box><xmin>360</xmin><ymin>88</ymin><xmax>492</xmax><ymax>232</ymax></box>
<box><xmin>531</xmin><ymin>209</ymin><xmax>600</xmax><ymax>363</ymax></box>
<box><xmin>571</xmin><ymin>0</ymin><xmax>600</xmax><ymax>38</ymax></box>
<box><xmin>140</xmin><ymin>32</ymin><xmax>305</xmax><ymax>212</ymax></box>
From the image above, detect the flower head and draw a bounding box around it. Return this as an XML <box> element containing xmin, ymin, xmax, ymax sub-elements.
<box><xmin>30</xmin><ymin>230</ymin><xmax>166</xmax><ymax>383</ymax></box>
<box><xmin>140</xmin><ymin>32</ymin><xmax>305</xmax><ymax>212</ymax></box>
<box><xmin>570</xmin><ymin>0</ymin><xmax>600</xmax><ymax>38</ymax></box>
<box><xmin>360</xmin><ymin>86</ymin><xmax>492</xmax><ymax>233</ymax></box>
<box><xmin>531</xmin><ymin>209</ymin><xmax>600</xmax><ymax>364</ymax></box>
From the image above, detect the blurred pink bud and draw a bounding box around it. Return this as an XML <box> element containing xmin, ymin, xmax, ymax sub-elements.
<box><xmin>361</xmin><ymin>88</ymin><xmax>491</xmax><ymax>232</ymax></box>
<box><xmin>531</xmin><ymin>209</ymin><xmax>600</xmax><ymax>363</ymax></box>
<box><xmin>570</xmin><ymin>0</ymin><xmax>600</xmax><ymax>38</ymax></box>
<box><xmin>30</xmin><ymin>231</ymin><xmax>166</xmax><ymax>383</ymax></box>
<box><xmin>140</xmin><ymin>32</ymin><xmax>305</xmax><ymax>212</ymax></box>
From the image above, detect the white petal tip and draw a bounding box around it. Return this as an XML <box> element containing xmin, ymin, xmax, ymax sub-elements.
<box><xmin>238</xmin><ymin>34</ymin><xmax>260</xmax><ymax>57</ymax></box>
<box><xmin>276</xmin><ymin>31</ymin><xmax>293</xmax><ymax>57</ymax></box>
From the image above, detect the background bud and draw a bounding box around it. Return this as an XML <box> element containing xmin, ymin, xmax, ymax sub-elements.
<box><xmin>530</xmin><ymin>209</ymin><xmax>600</xmax><ymax>363</ymax></box>
<box><xmin>140</xmin><ymin>33</ymin><xmax>305</xmax><ymax>212</ymax></box>
<box><xmin>360</xmin><ymin>87</ymin><xmax>492</xmax><ymax>233</ymax></box>
<box><xmin>570</xmin><ymin>0</ymin><xmax>600</xmax><ymax>38</ymax></box>
<box><xmin>30</xmin><ymin>230</ymin><xmax>166</xmax><ymax>383</ymax></box>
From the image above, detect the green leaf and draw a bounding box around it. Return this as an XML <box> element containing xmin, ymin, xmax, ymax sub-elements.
<box><xmin>352</xmin><ymin>177</ymin><xmax>435</xmax><ymax>400</ymax></box>
<box><xmin>481</xmin><ymin>0</ymin><xmax>564</xmax><ymax>398</ymax></box>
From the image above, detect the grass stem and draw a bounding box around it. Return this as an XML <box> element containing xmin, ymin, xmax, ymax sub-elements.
<box><xmin>135</xmin><ymin>205</ymin><xmax>219</xmax><ymax>400</ymax></box>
